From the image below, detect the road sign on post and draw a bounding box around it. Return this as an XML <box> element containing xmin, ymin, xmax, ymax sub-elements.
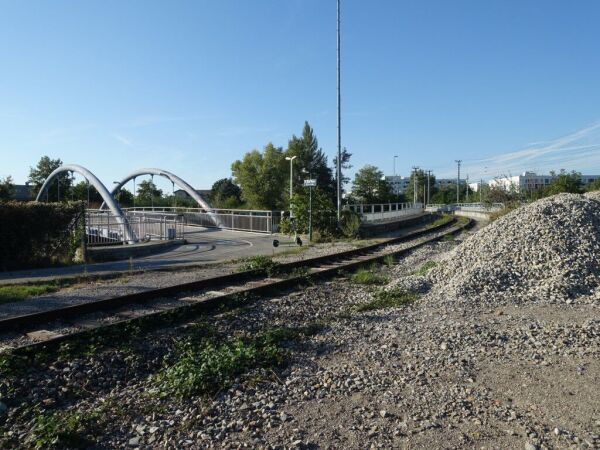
<box><xmin>303</xmin><ymin>179</ymin><xmax>316</xmax><ymax>242</ymax></box>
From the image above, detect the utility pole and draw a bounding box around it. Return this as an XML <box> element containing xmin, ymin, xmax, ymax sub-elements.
<box><xmin>427</xmin><ymin>170</ymin><xmax>431</xmax><ymax>205</ymax></box>
<box><xmin>412</xmin><ymin>166</ymin><xmax>419</xmax><ymax>204</ymax></box>
<box><xmin>336</xmin><ymin>0</ymin><xmax>342</xmax><ymax>221</ymax></box>
<box><xmin>455</xmin><ymin>160</ymin><xmax>462</xmax><ymax>203</ymax></box>
<box><xmin>480</xmin><ymin>177</ymin><xmax>483</xmax><ymax>203</ymax></box>
<box><xmin>466</xmin><ymin>174</ymin><xmax>469</xmax><ymax>202</ymax></box>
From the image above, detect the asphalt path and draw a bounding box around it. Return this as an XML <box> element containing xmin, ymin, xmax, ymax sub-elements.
<box><xmin>0</xmin><ymin>226</ymin><xmax>279</xmax><ymax>284</ymax></box>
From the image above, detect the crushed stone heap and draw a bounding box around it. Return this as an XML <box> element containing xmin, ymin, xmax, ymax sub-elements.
<box><xmin>427</xmin><ymin>193</ymin><xmax>600</xmax><ymax>303</ymax></box>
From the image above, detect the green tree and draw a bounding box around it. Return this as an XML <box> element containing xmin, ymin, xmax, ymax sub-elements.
<box><xmin>114</xmin><ymin>188</ymin><xmax>134</xmax><ymax>207</ymax></box>
<box><xmin>286</xmin><ymin>122</ymin><xmax>335</xmax><ymax>201</ymax></box>
<box><xmin>585</xmin><ymin>177</ymin><xmax>600</xmax><ymax>192</ymax></box>
<box><xmin>71</xmin><ymin>181</ymin><xmax>104</xmax><ymax>205</ymax></box>
<box><xmin>28</xmin><ymin>156</ymin><xmax>71</xmax><ymax>202</ymax></box>
<box><xmin>210</xmin><ymin>178</ymin><xmax>242</xmax><ymax>208</ymax></box>
<box><xmin>136</xmin><ymin>180</ymin><xmax>163</xmax><ymax>205</ymax></box>
<box><xmin>544</xmin><ymin>170</ymin><xmax>582</xmax><ymax>195</ymax></box>
<box><xmin>0</xmin><ymin>176</ymin><xmax>15</xmax><ymax>201</ymax></box>
<box><xmin>332</xmin><ymin>146</ymin><xmax>352</xmax><ymax>196</ymax></box>
<box><xmin>405</xmin><ymin>169</ymin><xmax>436</xmax><ymax>204</ymax></box>
<box><xmin>351</xmin><ymin>165</ymin><xmax>393</xmax><ymax>203</ymax></box>
<box><xmin>290</xmin><ymin>188</ymin><xmax>336</xmax><ymax>234</ymax></box>
<box><xmin>231</xmin><ymin>143</ymin><xmax>287</xmax><ymax>210</ymax></box>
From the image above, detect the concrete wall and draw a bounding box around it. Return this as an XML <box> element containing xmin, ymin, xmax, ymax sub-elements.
<box><xmin>453</xmin><ymin>210</ymin><xmax>491</xmax><ymax>222</ymax></box>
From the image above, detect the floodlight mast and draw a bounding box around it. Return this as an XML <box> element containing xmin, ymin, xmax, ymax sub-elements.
<box><xmin>336</xmin><ymin>0</ymin><xmax>342</xmax><ymax>221</ymax></box>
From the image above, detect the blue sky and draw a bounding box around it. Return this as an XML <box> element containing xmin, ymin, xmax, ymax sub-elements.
<box><xmin>2</xmin><ymin>0</ymin><xmax>600</xmax><ymax>192</ymax></box>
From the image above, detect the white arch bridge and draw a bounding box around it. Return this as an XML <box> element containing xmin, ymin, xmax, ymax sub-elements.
<box><xmin>36</xmin><ymin>164</ymin><xmax>277</xmax><ymax>244</ymax></box>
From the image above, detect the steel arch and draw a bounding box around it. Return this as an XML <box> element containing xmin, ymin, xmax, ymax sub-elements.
<box><xmin>35</xmin><ymin>164</ymin><xmax>137</xmax><ymax>243</ymax></box>
<box><xmin>105</xmin><ymin>168</ymin><xmax>222</xmax><ymax>227</ymax></box>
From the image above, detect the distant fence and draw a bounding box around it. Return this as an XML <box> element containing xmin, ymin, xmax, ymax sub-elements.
<box><xmin>124</xmin><ymin>207</ymin><xmax>280</xmax><ymax>234</ymax></box>
<box><xmin>86</xmin><ymin>210</ymin><xmax>184</xmax><ymax>246</ymax></box>
<box><xmin>344</xmin><ymin>202</ymin><xmax>424</xmax><ymax>223</ymax></box>
<box><xmin>426</xmin><ymin>202</ymin><xmax>505</xmax><ymax>213</ymax></box>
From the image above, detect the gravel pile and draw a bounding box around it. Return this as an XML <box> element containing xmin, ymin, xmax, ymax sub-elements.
<box><xmin>426</xmin><ymin>193</ymin><xmax>600</xmax><ymax>304</ymax></box>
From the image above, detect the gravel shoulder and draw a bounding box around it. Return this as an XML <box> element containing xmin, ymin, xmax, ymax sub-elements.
<box><xmin>2</xmin><ymin>224</ymin><xmax>598</xmax><ymax>449</ymax></box>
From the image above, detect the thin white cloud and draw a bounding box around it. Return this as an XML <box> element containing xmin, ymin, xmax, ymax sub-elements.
<box><xmin>112</xmin><ymin>134</ymin><xmax>133</xmax><ymax>147</ymax></box>
<box><xmin>436</xmin><ymin>121</ymin><xmax>600</xmax><ymax>180</ymax></box>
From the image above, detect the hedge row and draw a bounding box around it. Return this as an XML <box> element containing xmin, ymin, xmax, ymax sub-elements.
<box><xmin>0</xmin><ymin>201</ymin><xmax>85</xmax><ymax>271</ymax></box>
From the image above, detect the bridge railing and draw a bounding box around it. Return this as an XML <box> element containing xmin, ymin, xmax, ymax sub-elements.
<box><xmin>86</xmin><ymin>210</ymin><xmax>184</xmax><ymax>246</ymax></box>
<box><xmin>124</xmin><ymin>207</ymin><xmax>280</xmax><ymax>234</ymax></box>
<box><xmin>344</xmin><ymin>202</ymin><xmax>424</xmax><ymax>222</ymax></box>
<box><xmin>425</xmin><ymin>202</ymin><xmax>505</xmax><ymax>213</ymax></box>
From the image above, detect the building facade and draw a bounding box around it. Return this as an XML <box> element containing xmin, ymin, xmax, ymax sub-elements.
<box><xmin>384</xmin><ymin>175</ymin><xmax>465</xmax><ymax>195</ymax></box>
<box><xmin>489</xmin><ymin>171</ymin><xmax>600</xmax><ymax>192</ymax></box>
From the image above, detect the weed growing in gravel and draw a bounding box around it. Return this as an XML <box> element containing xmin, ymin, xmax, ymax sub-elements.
<box><xmin>426</xmin><ymin>214</ymin><xmax>452</xmax><ymax>229</ymax></box>
<box><xmin>0</xmin><ymin>284</ymin><xmax>60</xmax><ymax>305</ymax></box>
<box><xmin>352</xmin><ymin>288</ymin><xmax>417</xmax><ymax>313</ymax></box>
<box><xmin>415</xmin><ymin>260</ymin><xmax>437</xmax><ymax>276</ymax></box>
<box><xmin>237</xmin><ymin>255</ymin><xmax>281</xmax><ymax>277</ymax></box>
<box><xmin>382</xmin><ymin>254</ymin><xmax>395</xmax><ymax>267</ymax></box>
<box><xmin>350</xmin><ymin>267</ymin><xmax>389</xmax><ymax>285</ymax></box>
<box><xmin>26</xmin><ymin>409</ymin><xmax>101</xmax><ymax>449</ymax></box>
<box><xmin>154</xmin><ymin>331</ymin><xmax>285</xmax><ymax>399</ymax></box>
<box><xmin>441</xmin><ymin>233</ymin><xmax>455</xmax><ymax>242</ymax></box>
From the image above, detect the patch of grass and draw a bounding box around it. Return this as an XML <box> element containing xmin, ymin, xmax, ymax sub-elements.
<box><xmin>274</xmin><ymin>246</ymin><xmax>308</xmax><ymax>258</ymax></box>
<box><xmin>350</xmin><ymin>267</ymin><xmax>389</xmax><ymax>285</ymax></box>
<box><xmin>153</xmin><ymin>331</ymin><xmax>285</xmax><ymax>399</ymax></box>
<box><xmin>352</xmin><ymin>288</ymin><xmax>417</xmax><ymax>313</ymax></box>
<box><xmin>0</xmin><ymin>284</ymin><xmax>60</xmax><ymax>305</ymax></box>
<box><xmin>237</xmin><ymin>255</ymin><xmax>281</xmax><ymax>277</ymax></box>
<box><xmin>415</xmin><ymin>260</ymin><xmax>437</xmax><ymax>276</ymax></box>
<box><xmin>426</xmin><ymin>214</ymin><xmax>452</xmax><ymax>229</ymax></box>
<box><xmin>26</xmin><ymin>409</ymin><xmax>101</xmax><ymax>450</ymax></box>
<box><xmin>382</xmin><ymin>254</ymin><xmax>395</xmax><ymax>267</ymax></box>
<box><xmin>441</xmin><ymin>233</ymin><xmax>455</xmax><ymax>242</ymax></box>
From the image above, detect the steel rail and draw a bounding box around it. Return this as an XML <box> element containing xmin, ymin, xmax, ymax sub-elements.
<box><xmin>0</xmin><ymin>218</ymin><xmax>472</xmax><ymax>352</ymax></box>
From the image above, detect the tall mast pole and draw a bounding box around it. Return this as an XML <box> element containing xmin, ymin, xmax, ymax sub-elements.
<box><xmin>336</xmin><ymin>0</ymin><xmax>342</xmax><ymax>220</ymax></box>
<box><xmin>455</xmin><ymin>160</ymin><xmax>462</xmax><ymax>203</ymax></box>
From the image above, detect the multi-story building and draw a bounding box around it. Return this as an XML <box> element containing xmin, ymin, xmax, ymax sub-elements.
<box><xmin>489</xmin><ymin>171</ymin><xmax>600</xmax><ymax>191</ymax></box>
<box><xmin>384</xmin><ymin>175</ymin><xmax>465</xmax><ymax>195</ymax></box>
<box><xmin>384</xmin><ymin>176</ymin><xmax>411</xmax><ymax>195</ymax></box>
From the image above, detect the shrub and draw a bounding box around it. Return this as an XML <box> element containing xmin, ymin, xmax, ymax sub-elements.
<box><xmin>237</xmin><ymin>255</ymin><xmax>280</xmax><ymax>277</ymax></box>
<box><xmin>339</xmin><ymin>210</ymin><xmax>361</xmax><ymax>238</ymax></box>
<box><xmin>0</xmin><ymin>201</ymin><xmax>86</xmax><ymax>271</ymax></box>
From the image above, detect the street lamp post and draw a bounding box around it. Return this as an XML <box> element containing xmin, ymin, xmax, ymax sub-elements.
<box><xmin>393</xmin><ymin>155</ymin><xmax>398</xmax><ymax>177</ymax></box>
<box><xmin>285</xmin><ymin>156</ymin><xmax>297</xmax><ymax>216</ymax></box>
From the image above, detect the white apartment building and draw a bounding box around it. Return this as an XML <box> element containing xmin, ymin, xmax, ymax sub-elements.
<box><xmin>489</xmin><ymin>171</ymin><xmax>600</xmax><ymax>191</ymax></box>
<box><xmin>384</xmin><ymin>176</ymin><xmax>411</xmax><ymax>195</ymax></box>
<box><xmin>384</xmin><ymin>175</ymin><xmax>464</xmax><ymax>195</ymax></box>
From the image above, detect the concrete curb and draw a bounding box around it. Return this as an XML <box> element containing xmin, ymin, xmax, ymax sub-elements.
<box><xmin>86</xmin><ymin>239</ymin><xmax>187</xmax><ymax>263</ymax></box>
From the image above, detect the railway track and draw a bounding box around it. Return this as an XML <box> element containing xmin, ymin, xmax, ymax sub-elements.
<box><xmin>0</xmin><ymin>217</ymin><xmax>472</xmax><ymax>354</ymax></box>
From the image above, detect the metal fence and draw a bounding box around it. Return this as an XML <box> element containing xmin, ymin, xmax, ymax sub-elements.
<box><xmin>124</xmin><ymin>207</ymin><xmax>280</xmax><ymax>233</ymax></box>
<box><xmin>344</xmin><ymin>202</ymin><xmax>424</xmax><ymax>222</ymax></box>
<box><xmin>86</xmin><ymin>210</ymin><xmax>184</xmax><ymax>246</ymax></box>
<box><xmin>426</xmin><ymin>202</ymin><xmax>505</xmax><ymax>213</ymax></box>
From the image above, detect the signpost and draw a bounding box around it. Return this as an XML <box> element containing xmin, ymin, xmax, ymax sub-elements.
<box><xmin>303</xmin><ymin>179</ymin><xmax>317</xmax><ymax>242</ymax></box>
